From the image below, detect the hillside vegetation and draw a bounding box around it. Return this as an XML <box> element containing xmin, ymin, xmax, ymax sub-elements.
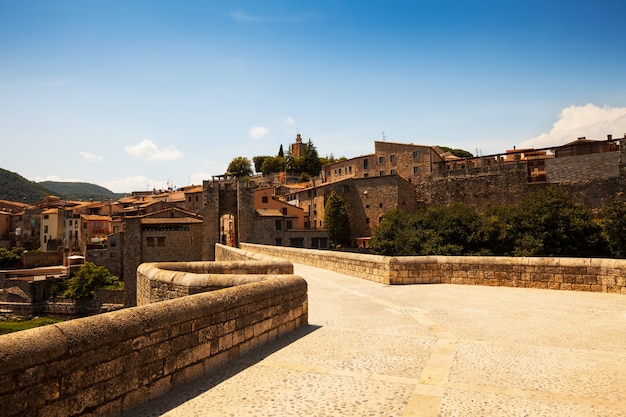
<box><xmin>0</xmin><ymin>168</ymin><xmax>54</xmax><ymax>204</ymax></box>
<box><xmin>39</xmin><ymin>181</ymin><xmax>125</xmax><ymax>201</ymax></box>
<box><xmin>0</xmin><ymin>168</ymin><xmax>124</xmax><ymax>204</ymax></box>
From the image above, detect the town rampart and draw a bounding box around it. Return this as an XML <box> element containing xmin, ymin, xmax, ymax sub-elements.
<box><xmin>240</xmin><ymin>243</ymin><xmax>626</xmax><ymax>294</ymax></box>
<box><xmin>0</xmin><ymin>253</ymin><xmax>308</xmax><ymax>417</ymax></box>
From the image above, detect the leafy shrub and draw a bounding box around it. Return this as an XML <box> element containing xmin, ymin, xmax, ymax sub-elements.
<box><xmin>64</xmin><ymin>262</ymin><xmax>122</xmax><ymax>299</ymax></box>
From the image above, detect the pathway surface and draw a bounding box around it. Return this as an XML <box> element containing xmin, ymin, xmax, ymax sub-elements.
<box><xmin>124</xmin><ymin>263</ymin><xmax>626</xmax><ymax>417</ymax></box>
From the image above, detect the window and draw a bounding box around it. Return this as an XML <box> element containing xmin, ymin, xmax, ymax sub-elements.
<box><xmin>364</xmin><ymin>173</ymin><xmax>368</xmax><ymax>177</ymax></box>
<box><xmin>44</xmin><ymin>225</ymin><xmax>48</xmax><ymax>233</ymax></box>
<box><xmin>379</xmin><ymin>202</ymin><xmax>383</xmax><ymax>208</ymax></box>
<box><xmin>365</xmin><ymin>204</ymin><xmax>370</xmax><ymax>209</ymax></box>
<box><xmin>379</xmin><ymin>171</ymin><xmax>385</xmax><ymax>176</ymax></box>
<box><xmin>349</xmin><ymin>166</ymin><xmax>352</xmax><ymax>173</ymax></box>
<box><xmin>338</xmin><ymin>168</ymin><xmax>342</xmax><ymax>174</ymax></box>
<box><xmin>363</xmin><ymin>159</ymin><xmax>369</xmax><ymax>170</ymax></box>
<box><xmin>83</xmin><ymin>223</ymin><xmax>88</xmax><ymax>229</ymax></box>
<box><xmin>93</xmin><ymin>222</ymin><xmax>103</xmax><ymax>229</ymax></box>
<box><xmin>366</xmin><ymin>218</ymin><xmax>370</xmax><ymax>224</ymax></box>
<box><xmin>262</xmin><ymin>196</ymin><xmax>269</xmax><ymax>204</ymax></box>
<box><xmin>275</xmin><ymin>238</ymin><xmax>282</xmax><ymax>246</ymax></box>
<box><xmin>413</xmin><ymin>150</ymin><xmax>419</xmax><ymax>158</ymax></box>
<box><xmin>74</xmin><ymin>220</ymin><xmax>78</xmax><ymax>228</ymax></box>
<box><xmin>195</xmin><ymin>195</ymin><xmax>199</xmax><ymax>202</ymax></box>
<box><xmin>110</xmin><ymin>239</ymin><xmax>116</xmax><ymax>248</ymax></box>
<box><xmin>286</xmin><ymin>220</ymin><xmax>293</xmax><ymax>229</ymax></box>
<box><xmin>188</xmin><ymin>196</ymin><xmax>192</xmax><ymax>202</ymax></box>
<box><xmin>341</xmin><ymin>185</ymin><xmax>349</xmax><ymax>193</ymax></box>
<box><xmin>413</xmin><ymin>166</ymin><xmax>420</xmax><ymax>174</ymax></box>
<box><xmin>157</xmin><ymin>237</ymin><xmax>166</xmax><ymax>246</ymax></box>
<box><xmin>275</xmin><ymin>220</ymin><xmax>282</xmax><ymax>231</ymax></box>
<box><xmin>282</xmin><ymin>207</ymin><xmax>288</xmax><ymax>215</ymax></box>
<box><xmin>43</xmin><ymin>214</ymin><xmax>49</xmax><ymax>220</ymax></box>
<box><xmin>390</xmin><ymin>154</ymin><xmax>396</xmax><ymax>162</ymax></box>
<box><xmin>289</xmin><ymin>238</ymin><xmax>304</xmax><ymax>248</ymax></box>
<box><xmin>147</xmin><ymin>237</ymin><xmax>155</xmax><ymax>247</ymax></box>
<box><xmin>390</xmin><ymin>169</ymin><xmax>396</xmax><ymax>175</ymax></box>
<box><xmin>379</xmin><ymin>156</ymin><xmax>385</xmax><ymax>164</ymax></box>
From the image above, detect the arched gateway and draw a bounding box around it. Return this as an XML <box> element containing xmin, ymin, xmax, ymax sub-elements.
<box><xmin>202</xmin><ymin>178</ymin><xmax>256</xmax><ymax>260</ymax></box>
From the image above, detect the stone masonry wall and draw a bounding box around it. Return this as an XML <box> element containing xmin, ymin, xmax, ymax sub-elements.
<box><xmin>0</xmin><ymin>258</ymin><xmax>308</xmax><ymax>417</ymax></box>
<box><xmin>241</xmin><ymin>243</ymin><xmax>626</xmax><ymax>294</ymax></box>
<box><xmin>546</xmin><ymin>151</ymin><xmax>620</xmax><ymax>182</ymax></box>
<box><xmin>136</xmin><ymin>259</ymin><xmax>294</xmax><ymax>305</ymax></box>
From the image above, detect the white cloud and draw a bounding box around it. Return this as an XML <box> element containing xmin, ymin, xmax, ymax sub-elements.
<box><xmin>100</xmin><ymin>176</ymin><xmax>162</xmax><ymax>194</ymax></box>
<box><xmin>248</xmin><ymin>126</ymin><xmax>269</xmax><ymax>140</ymax></box>
<box><xmin>79</xmin><ymin>151</ymin><xmax>103</xmax><ymax>162</ymax></box>
<box><xmin>230</xmin><ymin>10</ymin><xmax>263</xmax><ymax>23</ymax></box>
<box><xmin>230</xmin><ymin>10</ymin><xmax>318</xmax><ymax>24</ymax></box>
<box><xmin>124</xmin><ymin>139</ymin><xmax>183</xmax><ymax>161</ymax></box>
<box><xmin>284</xmin><ymin>116</ymin><xmax>295</xmax><ymax>126</ymax></box>
<box><xmin>519</xmin><ymin>103</ymin><xmax>626</xmax><ymax>149</ymax></box>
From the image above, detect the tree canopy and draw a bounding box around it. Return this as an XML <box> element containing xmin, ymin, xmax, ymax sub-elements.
<box><xmin>225</xmin><ymin>157</ymin><xmax>253</xmax><ymax>178</ymax></box>
<box><xmin>64</xmin><ymin>262</ymin><xmax>122</xmax><ymax>298</ymax></box>
<box><xmin>324</xmin><ymin>191</ymin><xmax>351</xmax><ymax>247</ymax></box>
<box><xmin>371</xmin><ymin>186</ymin><xmax>609</xmax><ymax>257</ymax></box>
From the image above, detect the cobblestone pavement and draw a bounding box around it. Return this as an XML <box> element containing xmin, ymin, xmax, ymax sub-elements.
<box><xmin>124</xmin><ymin>263</ymin><xmax>626</xmax><ymax>417</ymax></box>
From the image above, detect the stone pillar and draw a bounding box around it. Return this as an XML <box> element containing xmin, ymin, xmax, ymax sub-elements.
<box><xmin>122</xmin><ymin>218</ymin><xmax>141</xmax><ymax>306</ymax></box>
<box><xmin>237</xmin><ymin>181</ymin><xmax>256</xmax><ymax>245</ymax></box>
<box><xmin>202</xmin><ymin>180</ymin><xmax>220</xmax><ymax>261</ymax></box>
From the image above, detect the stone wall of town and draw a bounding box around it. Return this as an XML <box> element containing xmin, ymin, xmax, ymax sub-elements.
<box><xmin>240</xmin><ymin>243</ymin><xmax>626</xmax><ymax>294</ymax></box>
<box><xmin>21</xmin><ymin>250</ymin><xmax>63</xmax><ymax>268</ymax></box>
<box><xmin>416</xmin><ymin>165</ymin><xmax>626</xmax><ymax>213</ymax></box>
<box><xmin>0</xmin><ymin>258</ymin><xmax>308</xmax><ymax>417</ymax></box>
<box><xmin>546</xmin><ymin>151</ymin><xmax>620</xmax><ymax>182</ymax></box>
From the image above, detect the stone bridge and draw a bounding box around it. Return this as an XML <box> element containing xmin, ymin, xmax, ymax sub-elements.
<box><xmin>1</xmin><ymin>244</ymin><xmax>625</xmax><ymax>416</ymax></box>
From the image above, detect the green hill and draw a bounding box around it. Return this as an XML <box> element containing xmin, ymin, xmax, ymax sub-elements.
<box><xmin>0</xmin><ymin>168</ymin><xmax>55</xmax><ymax>204</ymax></box>
<box><xmin>38</xmin><ymin>181</ymin><xmax>125</xmax><ymax>202</ymax></box>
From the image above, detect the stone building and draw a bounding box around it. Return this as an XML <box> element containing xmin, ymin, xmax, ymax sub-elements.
<box><xmin>286</xmin><ymin>175</ymin><xmax>416</xmax><ymax>248</ymax></box>
<box><xmin>321</xmin><ymin>141</ymin><xmax>443</xmax><ymax>184</ymax></box>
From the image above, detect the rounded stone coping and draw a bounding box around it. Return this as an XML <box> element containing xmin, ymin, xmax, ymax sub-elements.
<box><xmin>0</xmin><ymin>274</ymin><xmax>307</xmax><ymax>374</ymax></box>
<box><xmin>138</xmin><ymin>262</ymin><xmax>296</xmax><ymax>289</ymax></box>
<box><xmin>152</xmin><ymin>260</ymin><xmax>294</xmax><ymax>275</ymax></box>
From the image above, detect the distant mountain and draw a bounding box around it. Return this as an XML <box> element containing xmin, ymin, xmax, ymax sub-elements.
<box><xmin>0</xmin><ymin>168</ymin><xmax>55</xmax><ymax>204</ymax></box>
<box><xmin>38</xmin><ymin>181</ymin><xmax>126</xmax><ymax>202</ymax></box>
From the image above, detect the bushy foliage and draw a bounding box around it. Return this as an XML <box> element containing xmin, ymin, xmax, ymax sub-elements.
<box><xmin>371</xmin><ymin>186</ymin><xmax>608</xmax><ymax>257</ymax></box>
<box><xmin>324</xmin><ymin>191</ymin><xmax>351</xmax><ymax>247</ymax></box>
<box><xmin>260</xmin><ymin>156</ymin><xmax>285</xmax><ymax>175</ymax></box>
<box><xmin>601</xmin><ymin>199</ymin><xmax>626</xmax><ymax>258</ymax></box>
<box><xmin>0</xmin><ymin>247</ymin><xmax>24</xmax><ymax>268</ymax></box>
<box><xmin>225</xmin><ymin>157</ymin><xmax>253</xmax><ymax>178</ymax></box>
<box><xmin>64</xmin><ymin>262</ymin><xmax>122</xmax><ymax>299</ymax></box>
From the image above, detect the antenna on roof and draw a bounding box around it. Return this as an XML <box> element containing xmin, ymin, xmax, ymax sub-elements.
<box><xmin>382</xmin><ymin>131</ymin><xmax>386</xmax><ymax>141</ymax></box>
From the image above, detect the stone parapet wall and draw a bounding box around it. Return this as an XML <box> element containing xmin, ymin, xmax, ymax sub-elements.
<box><xmin>241</xmin><ymin>243</ymin><xmax>626</xmax><ymax>294</ymax></box>
<box><xmin>240</xmin><ymin>243</ymin><xmax>391</xmax><ymax>284</ymax></box>
<box><xmin>21</xmin><ymin>250</ymin><xmax>63</xmax><ymax>268</ymax></box>
<box><xmin>0</xmin><ymin>258</ymin><xmax>308</xmax><ymax>417</ymax></box>
<box><xmin>136</xmin><ymin>258</ymin><xmax>293</xmax><ymax>305</ymax></box>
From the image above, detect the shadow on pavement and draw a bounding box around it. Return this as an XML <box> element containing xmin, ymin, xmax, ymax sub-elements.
<box><xmin>122</xmin><ymin>324</ymin><xmax>322</xmax><ymax>417</ymax></box>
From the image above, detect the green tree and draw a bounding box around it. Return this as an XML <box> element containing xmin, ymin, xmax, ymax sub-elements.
<box><xmin>370</xmin><ymin>209</ymin><xmax>421</xmax><ymax>255</ymax></box>
<box><xmin>510</xmin><ymin>186</ymin><xmax>606</xmax><ymax>257</ymax></box>
<box><xmin>324</xmin><ymin>191</ymin><xmax>351</xmax><ymax>247</ymax></box>
<box><xmin>225</xmin><ymin>157</ymin><xmax>253</xmax><ymax>178</ymax></box>
<box><xmin>302</xmin><ymin>140</ymin><xmax>322</xmax><ymax>177</ymax></box>
<box><xmin>0</xmin><ymin>247</ymin><xmax>24</xmax><ymax>268</ymax></box>
<box><xmin>260</xmin><ymin>156</ymin><xmax>285</xmax><ymax>175</ymax></box>
<box><xmin>64</xmin><ymin>262</ymin><xmax>122</xmax><ymax>299</ymax></box>
<box><xmin>252</xmin><ymin>156</ymin><xmax>271</xmax><ymax>174</ymax></box>
<box><xmin>278</xmin><ymin>144</ymin><xmax>284</xmax><ymax>158</ymax></box>
<box><xmin>601</xmin><ymin>199</ymin><xmax>626</xmax><ymax>258</ymax></box>
<box><xmin>438</xmin><ymin>146</ymin><xmax>474</xmax><ymax>158</ymax></box>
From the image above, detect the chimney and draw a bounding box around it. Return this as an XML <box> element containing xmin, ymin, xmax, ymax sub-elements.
<box><xmin>608</xmin><ymin>134</ymin><xmax>612</xmax><ymax>140</ymax></box>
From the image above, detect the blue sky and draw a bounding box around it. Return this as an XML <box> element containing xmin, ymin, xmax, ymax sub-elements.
<box><xmin>1</xmin><ymin>0</ymin><xmax>625</xmax><ymax>193</ymax></box>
